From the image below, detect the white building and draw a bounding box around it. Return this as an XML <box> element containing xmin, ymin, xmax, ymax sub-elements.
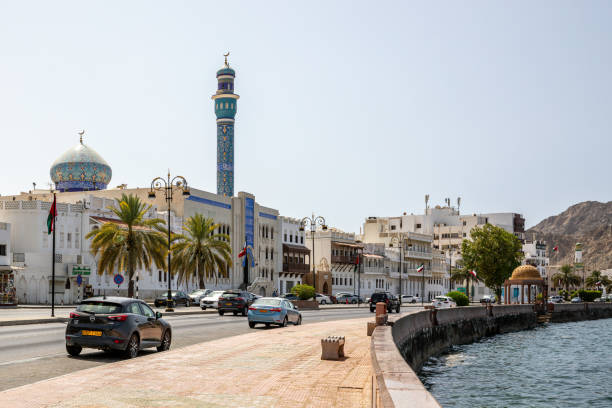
<box><xmin>0</xmin><ymin>221</ymin><xmax>17</xmax><ymax>305</ymax></box>
<box><xmin>278</xmin><ymin>217</ymin><xmax>310</xmax><ymax>295</ymax></box>
<box><xmin>522</xmin><ymin>240</ymin><xmax>548</xmax><ymax>279</ymax></box>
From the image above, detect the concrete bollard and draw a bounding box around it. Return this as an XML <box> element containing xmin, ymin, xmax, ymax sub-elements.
<box><xmin>375</xmin><ymin>302</ymin><xmax>387</xmax><ymax>326</ymax></box>
<box><xmin>367</xmin><ymin>321</ymin><xmax>376</xmax><ymax>336</ymax></box>
<box><xmin>321</xmin><ymin>336</ymin><xmax>345</xmax><ymax>360</ymax></box>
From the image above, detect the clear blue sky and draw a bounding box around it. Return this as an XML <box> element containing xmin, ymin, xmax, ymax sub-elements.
<box><xmin>1</xmin><ymin>1</ymin><xmax>610</xmax><ymax>232</ymax></box>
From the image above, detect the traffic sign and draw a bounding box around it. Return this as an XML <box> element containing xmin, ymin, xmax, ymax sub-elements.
<box><xmin>114</xmin><ymin>274</ymin><xmax>124</xmax><ymax>286</ymax></box>
<box><xmin>76</xmin><ymin>274</ymin><xmax>83</xmax><ymax>286</ymax></box>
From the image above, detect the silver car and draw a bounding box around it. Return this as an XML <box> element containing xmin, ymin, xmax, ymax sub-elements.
<box><xmin>189</xmin><ymin>289</ymin><xmax>212</xmax><ymax>306</ymax></box>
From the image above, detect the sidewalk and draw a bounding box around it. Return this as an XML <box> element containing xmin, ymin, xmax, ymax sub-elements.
<box><xmin>0</xmin><ymin>316</ymin><xmax>375</xmax><ymax>407</ymax></box>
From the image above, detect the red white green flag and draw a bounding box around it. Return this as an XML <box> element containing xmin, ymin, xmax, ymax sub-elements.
<box><xmin>47</xmin><ymin>195</ymin><xmax>57</xmax><ymax>234</ymax></box>
<box><xmin>469</xmin><ymin>270</ymin><xmax>477</xmax><ymax>278</ymax></box>
<box><xmin>416</xmin><ymin>264</ymin><xmax>424</xmax><ymax>273</ymax></box>
<box><xmin>553</xmin><ymin>246</ymin><xmax>558</xmax><ymax>252</ymax></box>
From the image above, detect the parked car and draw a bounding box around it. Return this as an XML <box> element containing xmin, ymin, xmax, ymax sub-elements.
<box><xmin>594</xmin><ymin>297</ymin><xmax>605</xmax><ymax>302</ymax></box>
<box><xmin>154</xmin><ymin>291</ymin><xmax>190</xmax><ymax>308</ymax></box>
<box><xmin>200</xmin><ymin>290</ymin><xmax>226</xmax><ymax>310</ymax></box>
<box><xmin>248</xmin><ymin>292</ymin><xmax>262</xmax><ymax>300</ymax></box>
<box><xmin>217</xmin><ymin>290</ymin><xmax>256</xmax><ymax>316</ymax></box>
<box><xmin>432</xmin><ymin>296</ymin><xmax>456</xmax><ymax>308</ymax></box>
<box><xmin>281</xmin><ymin>293</ymin><xmax>299</xmax><ymax>301</ymax></box>
<box><xmin>247</xmin><ymin>297</ymin><xmax>302</xmax><ymax>328</ymax></box>
<box><xmin>480</xmin><ymin>295</ymin><xmax>495</xmax><ymax>304</ymax></box>
<box><xmin>571</xmin><ymin>297</ymin><xmax>582</xmax><ymax>303</ymax></box>
<box><xmin>188</xmin><ymin>289</ymin><xmax>212</xmax><ymax>306</ymax></box>
<box><xmin>549</xmin><ymin>295</ymin><xmax>564</xmax><ymax>303</ymax></box>
<box><xmin>315</xmin><ymin>293</ymin><xmax>331</xmax><ymax>304</ymax></box>
<box><xmin>400</xmin><ymin>295</ymin><xmax>421</xmax><ymax>304</ymax></box>
<box><xmin>65</xmin><ymin>297</ymin><xmax>172</xmax><ymax>358</ymax></box>
<box><xmin>369</xmin><ymin>292</ymin><xmax>401</xmax><ymax>313</ymax></box>
<box><xmin>336</xmin><ymin>294</ymin><xmax>359</xmax><ymax>304</ymax></box>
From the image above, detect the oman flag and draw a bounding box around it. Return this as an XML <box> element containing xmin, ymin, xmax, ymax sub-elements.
<box><xmin>47</xmin><ymin>195</ymin><xmax>57</xmax><ymax>234</ymax></box>
<box><xmin>469</xmin><ymin>270</ymin><xmax>477</xmax><ymax>278</ymax></box>
<box><xmin>553</xmin><ymin>246</ymin><xmax>559</xmax><ymax>252</ymax></box>
<box><xmin>416</xmin><ymin>264</ymin><xmax>424</xmax><ymax>273</ymax></box>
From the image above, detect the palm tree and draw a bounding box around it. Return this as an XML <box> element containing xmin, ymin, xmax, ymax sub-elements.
<box><xmin>450</xmin><ymin>267</ymin><xmax>481</xmax><ymax>301</ymax></box>
<box><xmin>86</xmin><ymin>194</ymin><xmax>167</xmax><ymax>297</ymax></box>
<box><xmin>551</xmin><ymin>264</ymin><xmax>581</xmax><ymax>299</ymax></box>
<box><xmin>585</xmin><ymin>270</ymin><xmax>611</xmax><ymax>290</ymax></box>
<box><xmin>171</xmin><ymin>213</ymin><xmax>232</xmax><ymax>289</ymax></box>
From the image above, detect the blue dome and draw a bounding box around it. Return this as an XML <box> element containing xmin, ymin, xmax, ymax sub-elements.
<box><xmin>216</xmin><ymin>66</ymin><xmax>235</xmax><ymax>77</ymax></box>
<box><xmin>50</xmin><ymin>141</ymin><xmax>112</xmax><ymax>192</ymax></box>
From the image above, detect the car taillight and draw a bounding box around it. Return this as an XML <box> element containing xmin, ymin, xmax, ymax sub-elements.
<box><xmin>108</xmin><ymin>315</ymin><xmax>127</xmax><ymax>322</ymax></box>
<box><xmin>70</xmin><ymin>312</ymin><xmax>81</xmax><ymax>318</ymax></box>
<box><xmin>248</xmin><ymin>307</ymin><xmax>256</xmax><ymax>310</ymax></box>
<box><xmin>385</xmin><ymin>299</ymin><xmax>389</xmax><ymax>304</ymax></box>
<box><xmin>270</xmin><ymin>308</ymin><xmax>281</xmax><ymax>312</ymax></box>
<box><xmin>236</xmin><ymin>297</ymin><xmax>244</xmax><ymax>301</ymax></box>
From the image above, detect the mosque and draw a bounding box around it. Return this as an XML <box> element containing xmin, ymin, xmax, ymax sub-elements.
<box><xmin>0</xmin><ymin>56</ymin><xmax>280</xmax><ymax>304</ymax></box>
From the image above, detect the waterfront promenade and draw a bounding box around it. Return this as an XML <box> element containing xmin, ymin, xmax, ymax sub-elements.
<box><xmin>0</xmin><ymin>316</ymin><xmax>379</xmax><ymax>407</ymax></box>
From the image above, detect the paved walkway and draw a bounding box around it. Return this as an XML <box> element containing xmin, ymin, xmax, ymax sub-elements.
<box><xmin>0</xmin><ymin>316</ymin><xmax>376</xmax><ymax>407</ymax></box>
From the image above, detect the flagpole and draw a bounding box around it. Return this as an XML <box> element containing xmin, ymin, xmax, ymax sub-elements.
<box><xmin>51</xmin><ymin>193</ymin><xmax>56</xmax><ymax>317</ymax></box>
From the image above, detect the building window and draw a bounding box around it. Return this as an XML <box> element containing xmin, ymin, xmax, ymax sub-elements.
<box><xmin>59</xmin><ymin>232</ymin><xmax>64</xmax><ymax>248</ymax></box>
<box><xmin>271</xmin><ymin>228</ymin><xmax>274</xmax><ymax>240</ymax></box>
<box><xmin>290</xmin><ymin>235</ymin><xmax>293</xmax><ymax>243</ymax></box>
<box><xmin>158</xmin><ymin>270</ymin><xmax>162</xmax><ymax>282</ymax></box>
<box><xmin>271</xmin><ymin>249</ymin><xmax>274</xmax><ymax>260</ymax></box>
<box><xmin>67</xmin><ymin>233</ymin><xmax>72</xmax><ymax>248</ymax></box>
<box><xmin>284</xmin><ymin>233</ymin><xmax>287</xmax><ymax>242</ymax></box>
<box><xmin>416</xmin><ymin>224</ymin><xmax>421</xmax><ymax>229</ymax></box>
<box><xmin>301</xmin><ymin>236</ymin><xmax>304</xmax><ymax>244</ymax></box>
<box><xmin>75</xmin><ymin>233</ymin><xmax>80</xmax><ymax>249</ymax></box>
<box><xmin>0</xmin><ymin>245</ymin><xmax>5</xmax><ymax>256</ymax></box>
<box><xmin>391</xmin><ymin>225</ymin><xmax>396</xmax><ymax>230</ymax></box>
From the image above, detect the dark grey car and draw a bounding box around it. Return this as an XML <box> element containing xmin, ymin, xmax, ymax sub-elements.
<box><xmin>65</xmin><ymin>297</ymin><xmax>172</xmax><ymax>359</ymax></box>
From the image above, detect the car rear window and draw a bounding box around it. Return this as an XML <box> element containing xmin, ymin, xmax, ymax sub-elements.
<box><xmin>371</xmin><ymin>293</ymin><xmax>386</xmax><ymax>301</ymax></box>
<box><xmin>222</xmin><ymin>293</ymin><xmax>240</xmax><ymax>298</ymax></box>
<box><xmin>77</xmin><ymin>301</ymin><xmax>122</xmax><ymax>314</ymax></box>
<box><xmin>253</xmin><ymin>298</ymin><xmax>281</xmax><ymax>306</ymax></box>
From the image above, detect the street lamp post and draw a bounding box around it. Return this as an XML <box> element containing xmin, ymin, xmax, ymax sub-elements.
<box><xmin>149</xmin><ymin>171</ymin><xmax>190</xmax><ymax>312</ymax></box>
<box><xmin>299</xmin><ymin>214</ymin><xmax>327</xmax><ymax>294</ymax></box>
<box><xmin>391</xmin><ymin>235</ymin><xmax>403</xmax><ymax>305</ymax></box>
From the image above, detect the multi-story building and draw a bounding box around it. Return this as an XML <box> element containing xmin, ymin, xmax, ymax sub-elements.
<box><xmin>305</xmin><ymin>228</ymin><xmax>362</xmax><ymax>296</ymax></box>
<box><xmin>279</xmin><ymin>217</ymin><xmax>310</xmax><ymax>294</ymax></box>
<box><xmin>522</xmin><ymin>240</ymin><xmax>548</xmax><ymax>279</ymax></box>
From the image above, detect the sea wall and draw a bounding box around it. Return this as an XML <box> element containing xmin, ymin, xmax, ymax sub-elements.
<box><xmin>370</xmin><ymin>303</ymin><xmax>612</xmax><ymax>408</ymax></box>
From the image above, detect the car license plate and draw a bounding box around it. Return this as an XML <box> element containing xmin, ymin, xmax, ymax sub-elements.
<box><xmin>225</xmin><ymin>302</ymin><xmax>232</xmax><ymax>306</ymax></box>
<box><xmin>260</xmin><ymin>309</ymin><xmax>267</xmax><ymax>313</ymax></box>
<box><xmin>82</xmin><ymin>330</ymin><xmax>102</xmax><ymax>336</ymax></box>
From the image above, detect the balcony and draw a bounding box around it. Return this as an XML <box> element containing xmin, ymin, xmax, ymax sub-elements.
<box><xmin>331</xmin><ymin>255</ymin><xmax>358</xmax><ymax>264</ymax></box>
<box><xmin>405</xmin><ymin>250</ymin><xmax>433</xmax><ymax>260</ymax></box>
<box><xmin>282</xmin><ymin>263</ymin><xmax>309</xmax><ymax>274</ymax></box>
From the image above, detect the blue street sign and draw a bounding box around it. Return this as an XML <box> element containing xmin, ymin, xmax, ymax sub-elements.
<box><xmin>76</xmin><ymin>274</ymin><xmax>83</xmax><ymax>286</ymax></box>
<box><xmin>114</xmin><ymin>274</ymin><xmax>124</xmax><ymax>286</ymax></box>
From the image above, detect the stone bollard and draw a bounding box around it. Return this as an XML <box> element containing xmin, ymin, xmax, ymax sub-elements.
<box><xmin>321</xmin><ymin>336</ymin><xmax>345</xmax><ymax>360</ymax></box>
<box><xmin>367</xmin><ymin>321</ymin><xmax>376</xmax><ymax>336</ymax></box>
<box><xmin>375</xmin><ymin>302</ymin><xmax>387</xmax><ymax>326</ymax></box>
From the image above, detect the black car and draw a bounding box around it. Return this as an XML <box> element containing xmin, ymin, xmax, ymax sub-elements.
<box><xmin>65</xmin><ymin>297</ymin><xmax>172</xmax><ymax>359</ymax></box>
<box><xmin>217</xmin><ymin>290</ymin><xmax>256</xmax><ymax>316</ymax></box>
<box><xmin>154</xmin><ymin>291</ymin><xmax>190</xmax><ymax>307</ymax></box>
<box><xmin>369</xmin><ymin>292</ymin><xmax>401</xmax><ymax>313</ymax></box>
<box><xmin>282</xmin><ymin>293</ymin><xmax>298</xmax><ymax>301</ymax></box>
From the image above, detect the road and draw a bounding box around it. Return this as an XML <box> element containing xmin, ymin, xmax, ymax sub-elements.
<box><xmin>0</xmin><ymin>307</ymin><xmax>383</xmax><ymax>392</ymax></box>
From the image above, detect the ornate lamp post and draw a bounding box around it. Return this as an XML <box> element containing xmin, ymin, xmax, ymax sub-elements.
<box><xmin>149</xmin><ymin>171</ymin><xmax>190</xmax><ymax>312</ymax></box>
<box><xmin>299</xmin><ymin>214</ymin><xmax>327</xmax><ymax>294</ymax></box>
<box><xmin>390</xmin><ymin>235</ymin><xmax>404</xmax><ymax>305</ymax></box>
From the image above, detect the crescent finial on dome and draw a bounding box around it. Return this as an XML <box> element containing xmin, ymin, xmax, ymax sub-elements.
<box><xmin>78</xmin><ymin>129</ymin><xmax>85</xmax><ymax>144</ymax></box>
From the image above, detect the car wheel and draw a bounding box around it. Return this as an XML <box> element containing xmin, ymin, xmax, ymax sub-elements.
<box><xmin>265</xmin><ymin>323</ymin><xmax>271</xmax><ymax>328</ymax></box>
<box><xmin>66</xmin><ymin>344</ymin><xmax>82</xmax><ymax>357</ymax></box>
<box><xmin>281</xmin><ymin>316</ymin><xmax>288</xmax><ymax>327</ymax></box>
<box><xmin>185</xmin><ymin>299</ymin><xmax>190</xmax><ymax>307</ymax></box>
<box><xmin>321</xmin><ymin>300</ymin><xmax>326</xmax><ymax>305</ymax></box>
<box><xmin>219</xmin><ymin>311</ymin><xmax>224</xmax><ymax>316</ymax></box>
<box><xmin>396</xmin><ymin>305</ymin><xmax>401</xmax><ymax>313</ymax></box>
<box><xmin>296</xmin><ymin>316</ymin><xmax>302</xmax><ymax>325</ymax></box>
<box><xmin>388</xmin><ymin>307</ymin><xmax>393</xmax><ymax>314</ymax></box>
<box><xmin>201</xmin><ymin>307</ymin><xmax>206</xmax><ymax>310</ymax></box>
<box><xmin>123</xmin><ymin>334</ymin><xmax>139</xmax><ymax>359</ymax></box>
<box><xmin>157</xmin><ymin>330</ymin><xmax>171</xmax><ymax>352</ymax></box>
<box><xmin>370</xmin><ymin>308</ymin><xmax>375</xmax><ymax>313</ymax></box>
<box><xmin>248</xmin><ymin>321</ymin><xmax>255</xmax><ymax>328</ymax></box>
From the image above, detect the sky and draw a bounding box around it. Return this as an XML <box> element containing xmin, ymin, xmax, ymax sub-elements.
<box><xmin>0</xmin><ymin>1</ymin><xmax>610</xmax><ymax>233</ymax></box>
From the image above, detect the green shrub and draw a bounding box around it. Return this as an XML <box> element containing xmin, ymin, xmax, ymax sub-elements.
<box><xmin>575</xmin><ymin>289</ymin><xmax>602</xmax><ymax>302</ymax></box>
<box><xmin>291</xmin><ymin>284</ymin><xmax>315</xmax><ymax>300</ymax></box>
<box><xmin>446</xmin><ymin>291</ymin><xmax>469</xmax><ymax>306</ymax></box>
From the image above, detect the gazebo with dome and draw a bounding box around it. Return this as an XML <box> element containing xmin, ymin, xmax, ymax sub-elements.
<box><xmin>503</xmin><ymin>265</ymin><xmax>545</xmax><ymax>304</ymax></box>
<box><xmin>50</xmin><ymin>133</ymin><xmax>112</xmax><ymax>192</ymax></box>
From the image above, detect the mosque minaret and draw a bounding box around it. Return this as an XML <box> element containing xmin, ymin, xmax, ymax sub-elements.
<box><xmin>212</xmin><ymin>53</ymin><xmax>240</xmax><ymax>197</ymax></box>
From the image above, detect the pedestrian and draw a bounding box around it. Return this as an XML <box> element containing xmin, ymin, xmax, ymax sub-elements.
<box><xmin>272</xmin><ymin>289</ymin><xmax>278</xmax><ymax>297</ymax></box>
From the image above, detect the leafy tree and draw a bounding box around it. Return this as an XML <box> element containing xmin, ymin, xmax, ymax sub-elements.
<box><xmin>450</xmin><ymin>267</ymin><xmax>482</xmax><ymax>301</ymax></box>
<box><xmin>585</xmin><ymin>270</ymin><xmax>611</xmax><ymax>290</ymax></box>
<box><xmin>552</xmin><ymin>264</ymin><xmax>581</xmax><ymax>299</ymax></box>
<box><xmin>461</xmin><ymin>224</ymin><xmax>524</xmax><ymax>302</ymax></box>
<box><xmin>446</xmin><ymin>290</ymin><xmax>469</xmax><ymax>306</ymax></box>
<box><xmin>86</xmin><ymin>194</ymin><xmax>167</xmax><ymax>298</ymax></box>
<box><xmin>291</xmin><ymin>284</ymin><xmax>315</xmax><ymax>300</ymax></box>
<box><xmin>171</xmin><ymin>214</ymin><xmax>232</xmax><ymax>289</ymax></box>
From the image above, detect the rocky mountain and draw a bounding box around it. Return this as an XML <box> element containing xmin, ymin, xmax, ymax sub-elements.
<box><xmin>527</xmin><ymin>201</ymin><xmax>612</xmax><ymax>271</ymax></box>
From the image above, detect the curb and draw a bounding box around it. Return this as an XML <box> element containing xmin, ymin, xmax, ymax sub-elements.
<box><xmin>0</xmin><ymin>317</ymin><xmax>70</xmax><ymax>326</ymax></box>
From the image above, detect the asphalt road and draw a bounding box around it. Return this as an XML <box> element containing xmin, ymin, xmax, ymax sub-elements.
<box><xmin>0</xmin><ymin>307</ymin><xmax>382</xmax><ymax>392</ymax></box>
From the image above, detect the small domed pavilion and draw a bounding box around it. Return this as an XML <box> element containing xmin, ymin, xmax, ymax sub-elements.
<box><xmin>504</xmin><ymin>265</ymin><xmax>545</xmax><ymax>304</ymax></box>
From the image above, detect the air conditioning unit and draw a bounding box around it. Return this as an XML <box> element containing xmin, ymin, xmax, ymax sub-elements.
<box><xmin>83</xmin><ymin>200</ymin><xmax>91</xmax><ymax>209</ymax></box>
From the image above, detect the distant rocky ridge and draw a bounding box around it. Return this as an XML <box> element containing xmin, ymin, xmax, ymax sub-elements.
<box><xmin>527</xmin><ymin>201</ymin><xmax>612</xmax><ymax>271</ymax></box>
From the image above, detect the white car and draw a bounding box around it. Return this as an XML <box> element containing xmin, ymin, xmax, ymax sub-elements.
<box><xmin>401</xmin><ymin>295</ymin><xmax>421</xmax><ymax>304</ymax></box>
<box><xmin>432</xmin><ymin>296</ymin><xmax>456</xmax><ymax>308</ymax></box>
<box><xmin>315</xmin><ymin>293</ymin><xmax>331</xmax><ymax>305</ymax></box>
<box><xmin>200</xmin><ymin>290</ymin><xmax>225</xmax><ymax>310</ymax></box>
<box><xmin>189</xmin><ymin>289</ymin><xmax>212</xmax><ymax>306</ymax></box>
